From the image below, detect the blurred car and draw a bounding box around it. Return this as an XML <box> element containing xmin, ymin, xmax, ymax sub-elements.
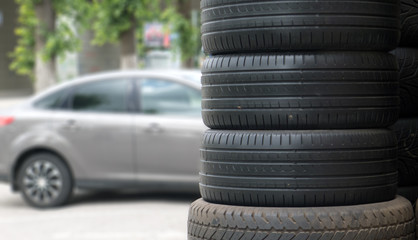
<box><xmin>0</xmin><ymin>70</ymin><xmax>206</xmax><ymax>208</ymax></box>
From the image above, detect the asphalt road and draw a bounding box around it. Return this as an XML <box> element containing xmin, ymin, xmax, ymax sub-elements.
<box><xmin>0</xmin><ymin>183</ymin><xmax>199</xmax><ymax>240</ymax></box>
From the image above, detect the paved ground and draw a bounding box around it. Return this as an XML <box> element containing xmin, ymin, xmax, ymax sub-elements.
<box><xmin>0</xmin><ymin>183</ymin><xmax>199</xmax><ymax>240</ymax></box>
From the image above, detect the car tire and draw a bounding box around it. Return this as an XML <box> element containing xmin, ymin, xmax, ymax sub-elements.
<box><xmin>391</xmin><ymin>48</ymin><xmax>418</xmax><ymax>117</ymax></box>
<box><xmin>400</xmin><ymin>0</ymin><xmax>418</xmax><ymax>47</ymax></box>
<box><xmin>202</xmin><ymin>52</ymin><xmax>399</xmax><ymax>130</ymax></box>
<box><xmin>17</xmin><ymin>153</ymin><xmax>73</xmax><ymax>208</ymax></box>
<box><xmin>391</xmin><ymin>118</ymin><xmax>418</xmax><ymax>186</ymax></box>
<box><xmin>200</xmin><ymin>129</ymin><xmax>398</xmax><ymax>207</ymax></box>
<box><xmin>188</xmin><ymin>197</ymin><xmax>415</xmax><ymax>240</ymax></box>
<box><xmin>201</xmin><ymin>0</ymin><xmax>400</xmax><ymax>54</ymax></box>
<box><xmin>415</xmin><ymin>199</ymin><xmax>418</xmax><ymax>240</ymax></box>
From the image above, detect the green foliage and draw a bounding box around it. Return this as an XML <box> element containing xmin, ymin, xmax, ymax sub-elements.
<box><xmin>9</xmin><ymin>0</ymin><xmax>36</xmax><ymax>78</ymax></box>
<box><xmin>91</xmin><ymin>0</ymin><xmax>200</xmax><ymax>64</ymax></box>
<box><xmin>42</xmin><ymin>21</ymin><xmax>79</xmax><ymax>61</ymax></box>
<box><xmin>162</xmin><ymin>7</ymin><xmax>201</xmax><ymax>63</ymax></box>
<box><xmin>10</xmin><ymin>0</ymin><xmax>85</xmax><ymax>78</ymax></box>
<box><xmin>10</xmin><ymin>0</ymin><xmax>201</xmax><ymax>78</ymax></box>
<box><xmin>91</xmin><ymin>0</ymin><xmax>165</xmax><ymax>44</ymax></box>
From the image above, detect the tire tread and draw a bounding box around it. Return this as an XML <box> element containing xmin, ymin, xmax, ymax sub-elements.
<box><xmin>201</xmin><ymin>0</ymin><xmax>400</xmax><ymax>53</ymax></box>
<box><xmin>202</xmin><ymin>53</ymin><xmax>399</xmax><ymax>130</ymax></box>
<box><xmin>200</xmin><ymin>130</ymin><xmax>398</xmax><ymax>207</ymax></box>
<box><xmin>188</xmin><ymin>197</ymin><xmax>415</xmax><ymax>240</ymax></box>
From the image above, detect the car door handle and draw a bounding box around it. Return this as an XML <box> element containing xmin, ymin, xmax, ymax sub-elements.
<box><xmin>145</xmin><ymin>123</ymin><xmax>163</xmax><ymax>133</ymax></box>
<box><xmin>63</xmin><ymin>119</ymin><xmax>78</xmax><ymax>131</ymax></box>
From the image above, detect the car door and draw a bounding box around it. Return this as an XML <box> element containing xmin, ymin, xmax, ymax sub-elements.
<box><xmin>53</xmin><ymin>78</ymin><xmax>136</xmax><ymax>183</ymax></box>
<box><xmin>133</xmin><ymin>77</ymin><xmax>205</xmax><ymax>183</ymax></box>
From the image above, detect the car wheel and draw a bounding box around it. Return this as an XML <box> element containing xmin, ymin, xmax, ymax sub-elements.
<box><xmin>202</xmin><ymin>52</ymin><xmax>399</xmax><ymax>130</ymax></box>
<box><xmin>188</xmin><ymin>197</ymin><xmax>415</xmax><ymax>240</ymax></box>
<box><xmin>200</xmin><ymin>129</ymin><xmax>398</xmax><ymax>207</ymax></box>
<box><xmin>201</xmin><ymin>0</ymin><xmax>400</xmax><ymax>54</ymax></box>
<box><xmin>391</xmin><ymin>48</ymin><xmax>418</xmax><ymax>117</ymax></box>
<box><xmin>17</xmin><ymin>153</ymin><xmax>73</xmax><ymax>208</ymax></box>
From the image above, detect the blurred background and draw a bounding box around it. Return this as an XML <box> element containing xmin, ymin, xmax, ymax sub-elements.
<box><xmin>0</xmin><ymin>0</ymin><xmax>203</xmax><ymax>239</ymax></box>
<box><xmin>0</xmin><ymin>0</ymin><xmax>202</xmax><ymax>95</ymax></box>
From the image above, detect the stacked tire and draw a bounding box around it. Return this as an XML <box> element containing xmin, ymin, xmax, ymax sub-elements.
<box><xmin>391</xmin><ymin>3</ymin><xmax>418</xmax><ymax>237</ymax></box>
<box><xmin>390</xmin><ymin>0</ymin><xmax>418</xmax><ymax>205</ymax></box>
<box><xmin>189</xmin><ymin>0</ymin><xmax>416</xmax><ymax>239</ymax></box>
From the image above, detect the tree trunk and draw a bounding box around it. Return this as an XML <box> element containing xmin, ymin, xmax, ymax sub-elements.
<box><xmin>178</xmin><ymin>0</ymin><xmax>191</xmax><ymax>18</ymax></box>
<box><xmin>178</xmin><ymin>0</ymin><xmax>195</xmax><ymax>69</ymax></box>
<box><xmin>120</xmin><ymin>23</ymin><xmax>137</xmax><ymax>69</ymax></box>
<box><xmin>34</xmin><ymin>0</ymin><xmax>57</xmax><ymax>93</ymax></box>
<box><xmin>182</xmin><ymin>57</ymin><xmax>195</xmax><ymax>69</ymax></box>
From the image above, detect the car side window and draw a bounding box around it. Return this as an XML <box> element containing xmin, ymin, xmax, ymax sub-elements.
<box><xmin>71</xmin><ymin>79</ymin><xmax>129</xmax><ymax>113</ymax></box>
<box><xmin>139</xmin><ymin>78</ymin><xmax>201</xmax><ymax>116</ymax></box>
<box><xmin>33</xmin><ymin>89</ymin><xmax>68</xmax><ymax>110</ymax></box>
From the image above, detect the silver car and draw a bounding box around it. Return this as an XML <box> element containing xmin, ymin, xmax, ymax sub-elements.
<box><xmin>0</xmin><ymin>70</ymin><xmax>206</xmax><ymax>208</ymax></box>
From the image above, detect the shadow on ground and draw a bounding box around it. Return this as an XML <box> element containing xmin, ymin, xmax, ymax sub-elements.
<box><xmin>69</xmin><ymin>189</ymin><xmax>201</xmax><ymax>206</ymax></box>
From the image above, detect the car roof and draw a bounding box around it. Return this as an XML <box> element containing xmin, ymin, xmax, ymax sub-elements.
<box><xmin>28</xmin><ymin>69</ymin><xmax>202</xmax><ymax>104</ymax></box>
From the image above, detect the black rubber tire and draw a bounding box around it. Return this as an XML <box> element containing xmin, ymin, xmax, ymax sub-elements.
<box><xmin>400</xmin><ymin>0</ymin><xmax>418</xmax><ymax>47</ymax></box>
<box><xmin>415</xmin><ymin>199</ymin><xmax>418</xmax><ymax>240</ymax></box>
<box><xmin>17</xmin><ymin>153</ymin><xmax>73</xmax><ymax>208</ymax></box>
<box><xmin>398</xmin><ymin>186</ymin><xmax>418</xmax><ymax>203</ymax></box>
<box><xmin>391</xmin><ymin>48</ymin><xmax>418</xmax><ymax>117</ymax></box>
<box><xmin>200</xmin><ymin>129</ymin><xmax>398</xmax><ymax>207</ymax></box>
<box><xmin>202</xmin><ymin>52</ymin><xmax>400</xmax><ymax>130</ymax></box>
<box><xmin>201</xmin><ymin>0</ymin><xmax>401</xmax><ymax>54</ymax></box>
<box><xmin>188</xmin><ymin>197</ymin><xmax>415</xmax><ymax>240</ymax></box>
<box><xmin>391</xmin><ymin>118</ymin><xmax>418</xmax><ymax>186</ymax></box>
